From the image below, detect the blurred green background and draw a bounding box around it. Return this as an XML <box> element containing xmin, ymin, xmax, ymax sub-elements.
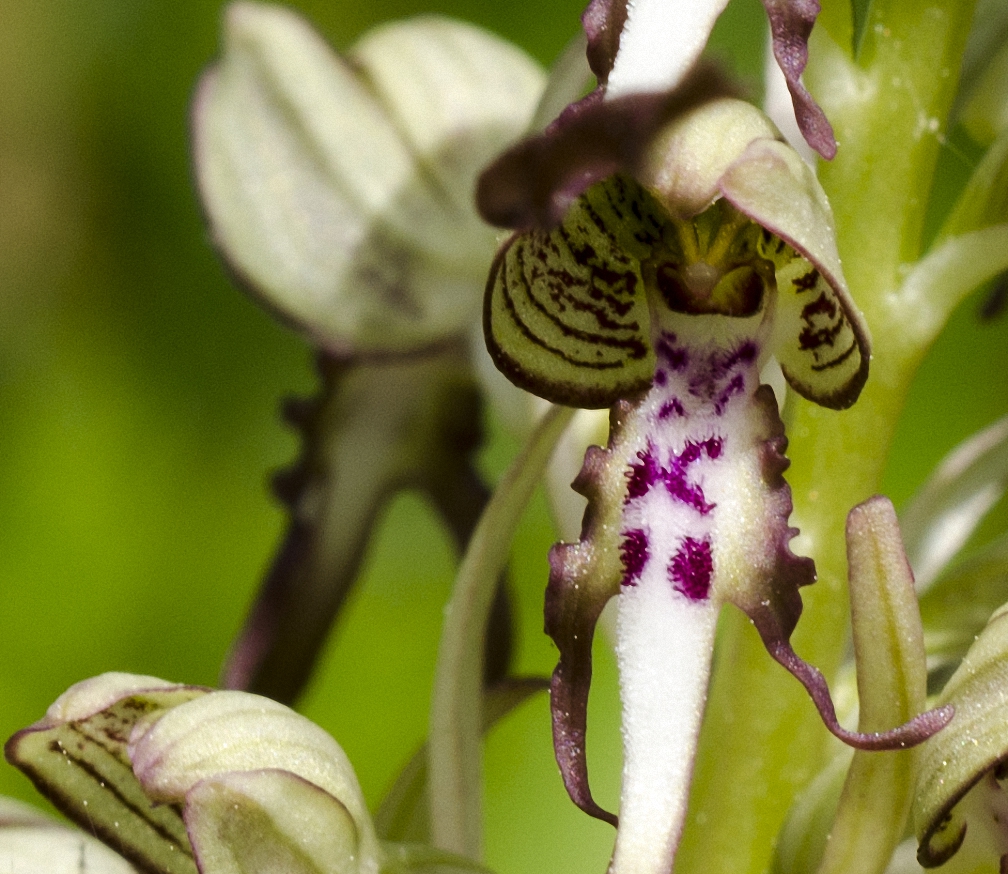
<box><xmin>0</xmin><ymin>2</ymin><xmax>1005</xmax><ymax>873</ymax></box>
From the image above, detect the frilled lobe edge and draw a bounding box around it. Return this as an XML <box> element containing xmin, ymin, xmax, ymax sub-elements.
<box><xmin>732</xmin><ymin>399</ymin><xmax>952</xmax><ymax>751</ymax></box>
<box><xmin>476</xmin><ymin>64</ymin><xmax>737</xmax><ymax>231</ymax></box>
<box><xmin>544</xmin><ymin>400</ymin><xmax>641</xmax><ymax>826</ymax></box>
<box><xmin>223</xmin><ymin>345</ymin><xmax>505</xmax><ymax>705</ymax></box>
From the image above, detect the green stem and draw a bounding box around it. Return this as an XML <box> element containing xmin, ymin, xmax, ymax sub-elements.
<box><xmin>675</xmin><ymin>2</ymin><xmax>978</xmax><ymax>872</ymax></box>
<box><xmin>428</xmin><ymin>404</ymin><xmax>574</xmax><ymax>860</ymax></box>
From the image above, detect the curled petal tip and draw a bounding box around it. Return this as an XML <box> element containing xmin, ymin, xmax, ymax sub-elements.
<box><xmin>768</xmin><ymin>640</ymin><xmax>953</xmax><ymax>751</ymax></box>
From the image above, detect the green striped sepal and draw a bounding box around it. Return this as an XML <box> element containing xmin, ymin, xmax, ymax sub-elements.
<box><xmin>484</xmin><ymin>175</ymin><xmax>659</xmax><ymax>408</ymax></box>
<box><xmin>5</xmin><ymin>673</ymin><xmax>381</xmax><ymax>874</ymax></box>
<box><xmin>5</xmin><ymin>674</ymin><xmax>205</xmax><ymax>874</ymax></box>
<box><xmin>718</xmin><ymin>139</ymin><xmax>870</xmax><ymax>410</ymax></box>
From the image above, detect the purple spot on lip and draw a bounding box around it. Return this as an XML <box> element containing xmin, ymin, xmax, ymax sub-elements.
<box><xmin>710</xmin><ymin>341</ymin><xmax>758</xmax><ymax>381</ymax></box>
<box><xmin>675</xmin><ymin>437</ymin><xmax>722</xmax><ymax>466</ymax></box>
<box><xmin>664</xmin><ymin>468</ymin><xmax>714</xmax><ymax>514</ymax></box>
<box><xmin>626</xmin><ymin>445</ymin><xmax>661</xmax><ymax>500</ymax></box>
<box><xmin>620</xmin><ymin>528</ymin><xmax>649</xmax><ymax>586</ymax></box>
<box><xmin>663</xmin><ymin>438</ymin><xmax>723</xmax><ymax>514</ymax></box>
<box><xmin>654</xmin><ymin>369</ymin><xmax>667</xmax><ymax>386</ymax></box>
<box><xmin>655</xmin><ymin>337</ymin><xmax>688</xmax><ymax>371</ymax></box>
<box><xmin>657</xmin><ymin>397</ymin><xmax>684</xmax><ymax>419</ymax></box>
<box><xmin>669</xmin><ymin>536</ymin><xmax>713</xmax><ymax>600</ymax></box>
<box><xmin>714</xmin><ymin>373</ymin><xmax>745</xmax><ymax>415</ymax></box>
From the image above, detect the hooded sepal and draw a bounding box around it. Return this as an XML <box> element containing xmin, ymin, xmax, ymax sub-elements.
<box><xmin>718</xmin><ymin>138</ymin><xmax>869</xmax><ymax>408</ymax></box>
<box><xmin>545</xmin><ymin>401</ymin><xmax>643</xmax><ymax>826</ymax></box>
<box><xmin>578</xmin><ymin>0</ymin><xmax>835</xmax><ymax>157</ymax></box>
<box><xmin>475</xmin><ymin>65</ymin><xmax>737</xmax><ymax>231</ymax></box>
<box><xmin>481</xmin><ymin>97</ymin><xmax>870</xmax><ymax>410</ymax></box>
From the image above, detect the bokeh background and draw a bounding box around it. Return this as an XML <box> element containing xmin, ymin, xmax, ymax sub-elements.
<box><xmin>0</xmin><ymin>1</ymin><xmax>1005</xmax><ymax>872</ymax></box>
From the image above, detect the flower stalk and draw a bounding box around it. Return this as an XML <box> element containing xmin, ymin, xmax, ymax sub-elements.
<box><xmin>428</xmin><ymin>403</ymin><xmax>574</xmax><ymax>859</ymax></box>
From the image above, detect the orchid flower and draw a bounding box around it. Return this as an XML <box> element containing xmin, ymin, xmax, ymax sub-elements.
<box><xmin>477</xmin><ymin>65</ymin><xmax>953</xmax><ymax>874</ymax></box>
<box><xmin>3</xmin><ymin>672</ymin><xmax>488</xmax><ymax>874</ymax></box>
<box><xmin>192</xmin><ymin>0</ymin><xmax>557</xmax><ymax>702</ymax></box>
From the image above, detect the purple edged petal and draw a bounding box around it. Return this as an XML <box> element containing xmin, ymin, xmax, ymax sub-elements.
<box><xmin>545</xmin><ymin>403</ymin><xmax>641</xmax><ymax>826</ymax></box>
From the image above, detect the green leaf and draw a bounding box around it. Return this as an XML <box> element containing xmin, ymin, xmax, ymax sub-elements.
<box><xmin>816</xmin><ymin>497</ymin><xmax>930</xmax><ymax>874</ymax></box>
<box><xmin>956</xmin><ymin>0</ymin><xmax>1008</xmax><ymax>144</ymax></box>
<box><xmin>920</xmin><ymin>532</ymin><xmax>1008</xmax><ymax>675</ymax></box>
<box><xmin>939</xmin><ymin>132</ymin><xmax>1008</xmax><ymax>239</ymax></box>
<box><xmin>851</xmin><ymin>0</ymin><xmax>874</xmax><ymax>57</ymax></box>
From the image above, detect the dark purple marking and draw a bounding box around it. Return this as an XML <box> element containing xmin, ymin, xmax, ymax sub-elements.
<box><xmin>657</xmin><ymin>397</ymin><xmax>684</xmax><ymax>419</ymax></box>
<box><xmin>664</xmin><ymin>467</ymin><xmax>715</xmax><ymax>514</ymax></box>
<box><xmin>793</xmin><ymin>268</ymin><xmax>819</xmax><ymax>292</ymax></box>
<box><xmin>654</xmin><ymin>369</ymin><xmax>667</xmax><ymax>386</ymax></box>
<box><xmin>626</xmin><ymin>445</ymin><xmax>661</xmax><ymax>500</ymax></box>
<box><xmin>710</xmin><ymin>342</ymin><xmax>758</xmax><ymax>381</ymax></box>
<box><xmin>799</xmin><ymin>321</ymin><xmax>844</xmax><ymax>352</ymax></box>
<box><xmin>675</xmin><ymin>437</ymin><xmax>722</xmax><ymax>466</ymax></box>
<box><xmin>714</xmin><ymin>373</ymin><xmax>746</xmax><ymax>415</ymax></box>
<box><xmin>663</xmin><ymin>438</ymin><xmax>723</xmax><ymax>513</ymax></box>
<box><xmin>668</xmin><ymin>537</ymin><xmax>713</xmax><ymax>600</ymax></box>
<box><xmin>654</xmin><ymin>337</ymin><xmax>688</xmax><ymax>371</ymax></box>
<box><xmin>620</xmin><ymin>529</ymin><xmax>649</xmax><ymax>587</ymax></box>
<box><xmin>624</xmin><ymin>439</ymin><xmax>723</xmax><ymax>513</ymax></box>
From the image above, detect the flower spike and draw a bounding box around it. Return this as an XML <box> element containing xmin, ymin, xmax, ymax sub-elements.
<box><xmin>480</xmin><ymin>97</ymin><xmax>943</xmax><ymax>874</ymax></box>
